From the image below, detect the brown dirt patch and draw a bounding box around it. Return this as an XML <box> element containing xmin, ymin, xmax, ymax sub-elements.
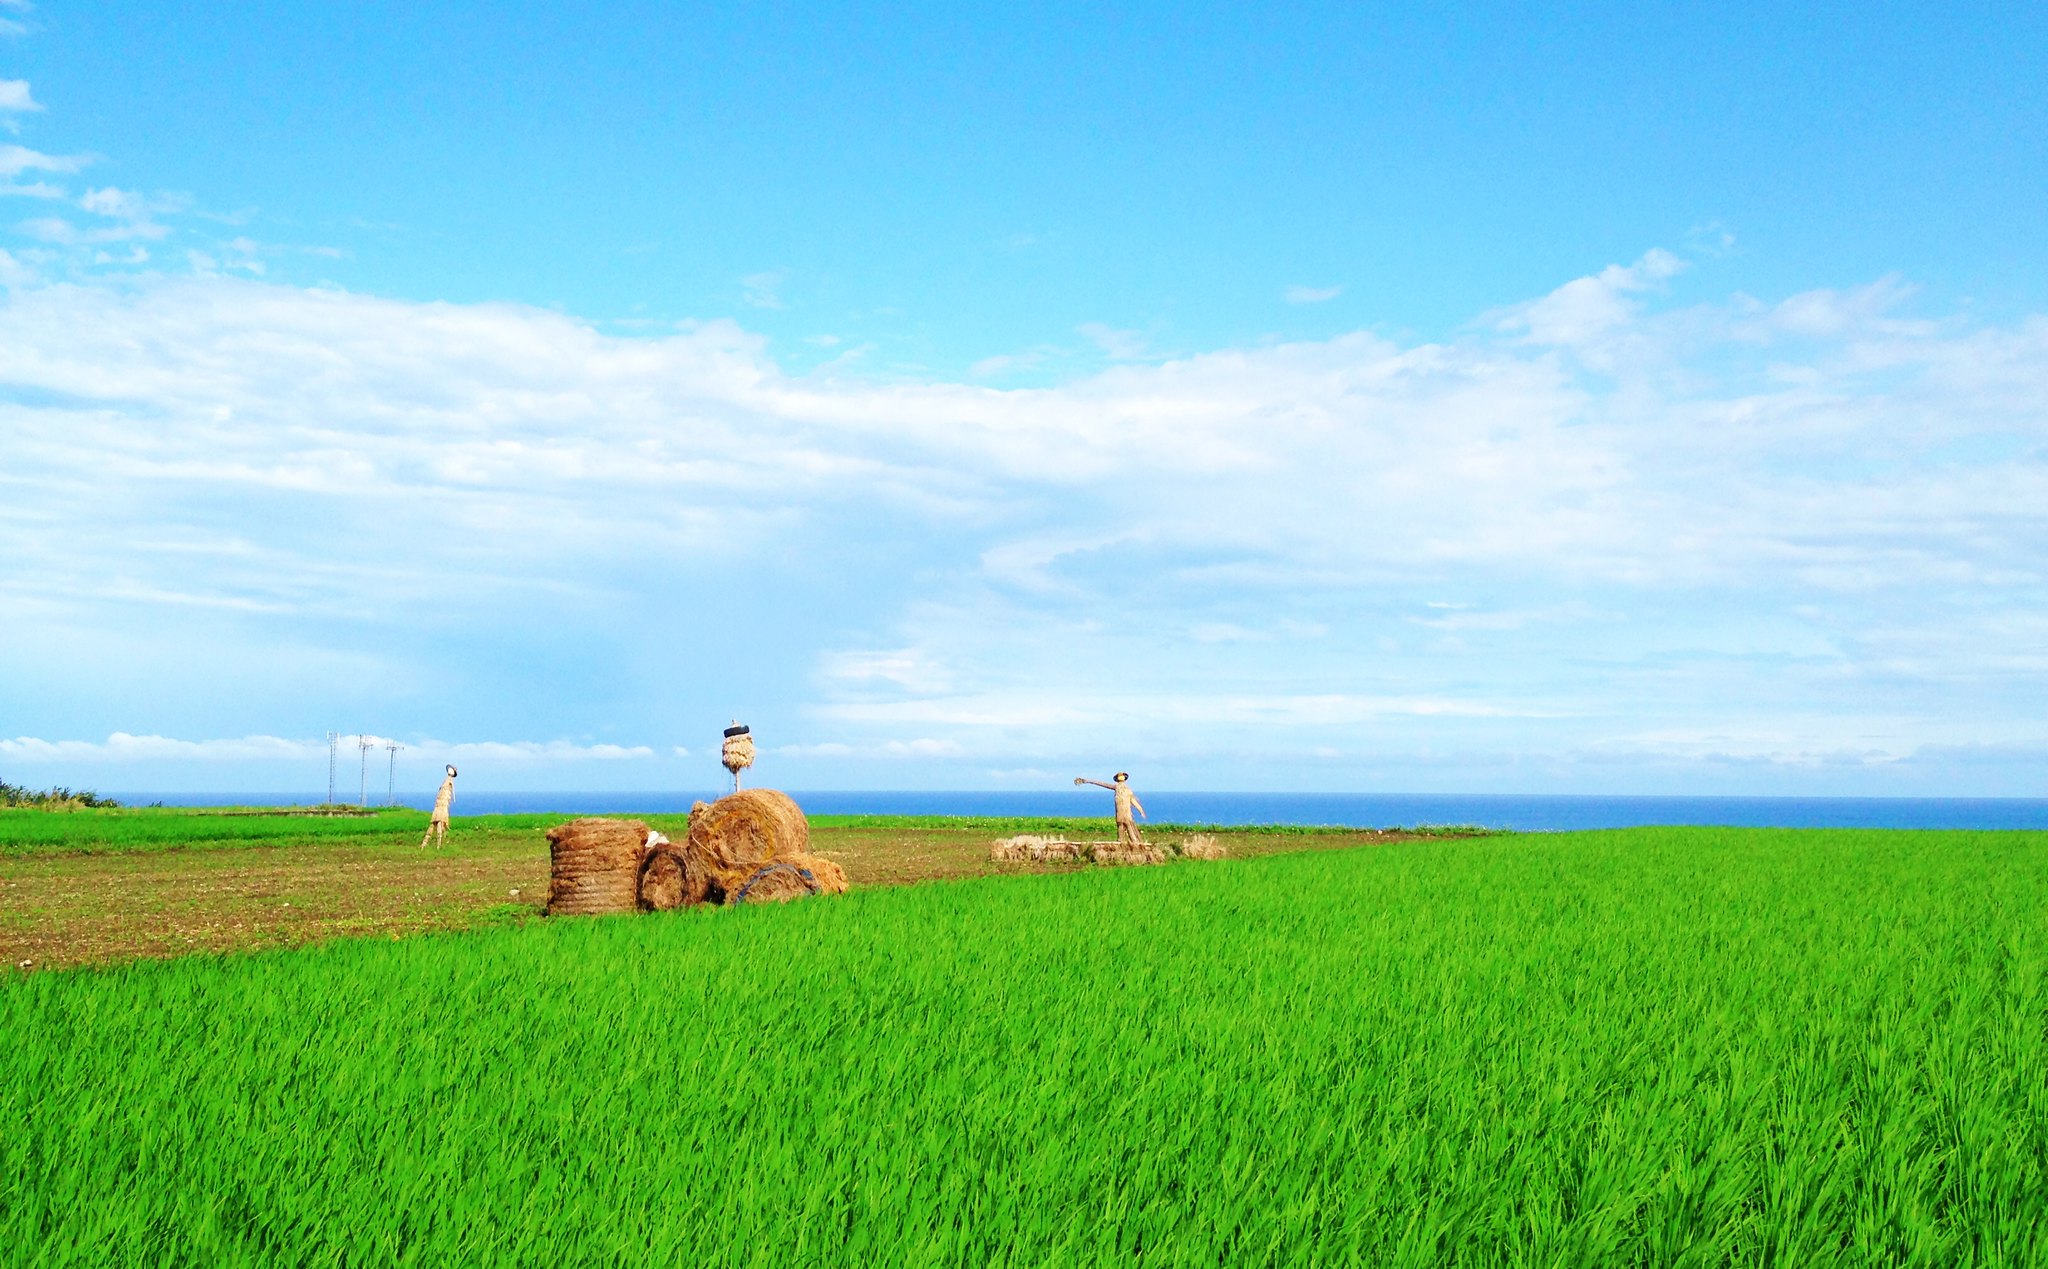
<box><xmin>1</xmin><ymin>825</ymin><xmax>1431</xmax><ymax>972</ymax></box>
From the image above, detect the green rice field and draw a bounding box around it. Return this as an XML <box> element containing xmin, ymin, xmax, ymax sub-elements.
<box><xmin>0</xmin><ymin>806</ymin><xmax>549</xmax><ymax>857</ymax></box>
<box><xmin>4</xmin><ymin>826</ymin><xmax>2046</xmax><ymax>1265</ymax></box>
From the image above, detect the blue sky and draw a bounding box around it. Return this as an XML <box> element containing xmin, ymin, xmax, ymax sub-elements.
<box><xmin>2</xmin><ymin>1</ymin><xmax>2045</xmax><ymax>795</ymax></box>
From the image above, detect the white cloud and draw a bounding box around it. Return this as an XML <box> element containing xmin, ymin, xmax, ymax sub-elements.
<box><xmin>0</xmin><ymin>733</ymin><xmax>320</xmax><ymax>763</ymax></box>
<box><xmin>0</xmin><ymin>79</ymin><xmax>39</xmax><ymax>112</ymax></box>
<box><xmin>969</xmin><ymin>349</ymin><xmax>1047</xmax><ymax>377</ymax></box>
<box><xmin>438</xmin><ymin>740</ymin><xmax>657</xmax><ymax>762</ymax></box>
<box><xmin>1284</xmin><ymin>284</ymin><xmax>1341</xmax><ymax>304</ymax></box>
<box><xmin>775</xmin><ymin>737</ymin><xmax>961</xmax><ymax>759</ymax></box>
<box><xmin>0</xmin><ymin>143</ymin><xmax>86</xmax><ymax>178</ymax></box>
<box><xmin>741</xmin><ymin>270</ymin><xmax>785</xmax><ymax>309</ymax></box>
<box><xmin>0</xmin><ymin>733</ymin><xmax>662</xmax><ymax>764</ymax></box>
<box><xmin>1077</xmin><ymin>321</ymin><xmax>1149</xmax><ymax>360</ymax></box>
<box><xmin>4</xmin><ymin>254</ymin><xmax>2048</xmax><ymax>789</ymax></box>
<box><xmin>821</xmin><ymin>648</ymin><xmax>954</xmax><ymax>693</ymax></box>
<box><xmin>1493</xmin><ymin>247</ymin><xmax>1685</xmax><ymax>350</ymax></box>
<box><xmin>776</xmin><ymin>742</ymin><xmax>854</xmax><ymax>757</ymax></box>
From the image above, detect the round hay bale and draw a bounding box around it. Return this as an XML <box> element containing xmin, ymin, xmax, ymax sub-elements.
<box><xmin>726</xmin><ymin>860</ymin><xmax>822</xmax><ymax>905</ymax></box>
<box><xmin>638</xmin><ymin>845</ymin><xmax>714</xmax><ymax>911</ymax></box>
<box><xmin>785</xmin><ymin>853</ymin><xmax>849</xmax><ymax>894</ymax></box>
<box><xmin>686</xmin><ymin>788</ymin><xmax>809</xmax><ymax>876</ymax></box>
<box><xmin>546</xmin><ymin>817</ymin><xmax>652</xmax><ymax>916</ymax></box>
<box><xmin>639</xmin><ymin>849</ymin><xmax>685</xmax><ymax>910</ymax></box>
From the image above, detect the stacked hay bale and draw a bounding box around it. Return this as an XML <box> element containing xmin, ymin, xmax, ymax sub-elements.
<box><xmin>546</xmin><ymin>790</ymin><xmax>846</xmax><ymax>916</ymax></box>
<box><xmin>546</xmin><ymin>818</ymin><xmax>655</xmax><ymax>915</ymax></box>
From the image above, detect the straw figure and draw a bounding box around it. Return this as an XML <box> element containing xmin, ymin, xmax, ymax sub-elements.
<box><xmin>721</xmin><ymin>723</ymin><xmax>755</xmax><ymax>794</ymax></box>
<box><xmin>1074</xmin><ymin>772</ymin><xmax>1146</xmax><ymax>849</ymax></box>
<box><xmin>419</xmin><ymin>764</ymin><xmax>457</xmax><ymax>848</ymax></box>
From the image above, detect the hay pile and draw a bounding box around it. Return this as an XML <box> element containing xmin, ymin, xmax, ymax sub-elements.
<box><xmin>1091</xmin><ymin>845</ymin><xmax>1169</xmax><ymax>866</ymax></box>
<box><xmin>787</xmin><ymin>853</ymin><xmax>849</xmax><ymax>894</ymax></box>
<box><xmin>1177</xmin><ymin>834</ymin><xmax>1228</xmax><ymax>860</ymax></box>
<box><xmin>546</xmin><ymin>818</ymin><xmax>654</xmax><ymax>915</ymax></box>
<box><xmin>990</xmin><ymin>836</ymin><xmax>1171</xmax><ymax>865</ymax></box>
<box><xmin>990</xmin><ymin>835</ymin><xmax>1087</xmax><ymax>863</ymax></box>
<box><xmin>548</xmin><ymin>790</ymin><xmax>843</xmax><ymax>917</ymax></box>
<box><xmin>726</xmin><ymin>860</ymin><xmax>821</xmax><ymax>904</ymax></box>
<box><xmin>723</xmin><ymin>854</ymin><xmax>850</xmax><ymax>903</ymax></box>
<box><xmin>637</xmin><ymin>843</ymin><xmax>714</xmax><ymax>912</ymax></box>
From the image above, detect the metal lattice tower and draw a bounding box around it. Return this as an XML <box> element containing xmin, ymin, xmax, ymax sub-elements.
<box><xmin>384</xmin><ymin>742</ymin><xmax>403</xmax><ymax>806</ymax></box>
<box><xmin>326</xmin><ymin>731</ymin><xmax>339</xmax><ymax>805</ymax></box>
<box><xmin>357</xmin><ymin>735</ymin><xmax>374</xmax><ymax>807</ymax></box>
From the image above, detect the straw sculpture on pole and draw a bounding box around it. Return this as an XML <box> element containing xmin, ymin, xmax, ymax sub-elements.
<box><xmin>543</xmin><ymin>726</ymin><xmax>847</xmax><ymax>916</ymax></box>
<box><xmin>720</xmin><ymin>723</ymin><xmax>755</xmax><ymax>794</ymax></box>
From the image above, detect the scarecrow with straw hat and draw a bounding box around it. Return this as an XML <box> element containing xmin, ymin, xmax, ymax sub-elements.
<box><xmin>420</xmin><ymin>764</ymin><xmax>457</xmax><ymax>848</ymax></box>
<box><xmin>1074</xmin><ymin>772</ymin><xmax>1146</xmax><ymax>849</ymax></box>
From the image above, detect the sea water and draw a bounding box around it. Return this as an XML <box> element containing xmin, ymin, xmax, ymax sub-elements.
<box><xmin>114</xmin><ymin>790</ymin><xmax>2048</xmax><ymax>831</ymax></box>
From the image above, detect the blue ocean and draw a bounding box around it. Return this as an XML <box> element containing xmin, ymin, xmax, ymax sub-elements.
<box><xmin>114</xmin><ymin>790</ymin><xmax>2048</xmax><ymax>831</ymax></box>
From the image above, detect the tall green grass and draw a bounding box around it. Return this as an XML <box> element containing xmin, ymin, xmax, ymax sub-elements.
<box><xmin>4</xmin><ymin>828</ymin><xmax>2044</xmax><ymax>1265</ymax></box>
<box><xmin>0</xmin><ymin>807</ymin><xmax>1480</xmax><ymax>858</ymax></box>
<box><xmin>0</xmin><ymin>807</ymin><xmax>560</xmax><ymax>856</ymax></box>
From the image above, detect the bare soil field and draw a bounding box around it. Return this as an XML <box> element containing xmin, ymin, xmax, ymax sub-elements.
<box><xmin>1</xmin><ymin>817</ymin><xmax>1427</xmax><ymax>971</ymax></box>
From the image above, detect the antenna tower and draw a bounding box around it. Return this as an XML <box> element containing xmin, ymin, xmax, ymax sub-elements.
<box><xmin>326</xmin><ymin>731</ymin><xmax>339</xmax><ymax>805</ymax></box>
<box><xmin>384</xmin><ymin>741</ymin><xmax>403</xmax><ymax>806</ymax></box>
<box><xmin>357</xmin><ymin>735</ymin><xmax>374</xmax><ymax>807</ymax></box>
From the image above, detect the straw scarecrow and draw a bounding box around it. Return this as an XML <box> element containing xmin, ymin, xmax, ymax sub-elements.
<box><xmin>420</xmin><ymin>764</ymin><xmax>457</xmax><ymax>848</ymax></box>
<box><xmin>721</xmin><ymin>723</ymin><xmax>755</xmax><ymax>794</ymax></box>
<box><xmin>1075</xmin><ymin>772</ymin><xmax>1146</xmax><ymax>848</ymax></box>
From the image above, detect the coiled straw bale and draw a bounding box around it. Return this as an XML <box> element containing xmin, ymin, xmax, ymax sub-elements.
<box><xmin>686</xmin><ymin>788</ymin><xmax>809</xmax><ymax>880</ymax></box>
<box><xmin>638</xmin><ymin>844</ymin><xmax>714</xmax><ymax>911</ymax></box>
<box><xmin>546</xmin><ymin>818</ymin><xmax>653</xmax><ymax>915</ymax></box>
